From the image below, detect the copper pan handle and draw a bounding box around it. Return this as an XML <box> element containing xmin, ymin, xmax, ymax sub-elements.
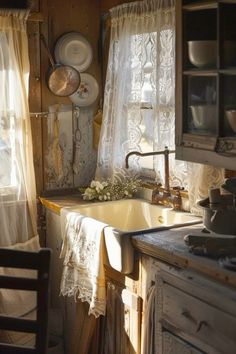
<box><xmin>40</xmin><ymin>34</ymin><xmax>56</xmax><ymax>68</ymax></box>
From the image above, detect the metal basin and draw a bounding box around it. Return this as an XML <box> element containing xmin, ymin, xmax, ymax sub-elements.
<box><xmin>68</xmin><ymin>199</ymin><xmax>201</xmax><ymax>274</ymax></box>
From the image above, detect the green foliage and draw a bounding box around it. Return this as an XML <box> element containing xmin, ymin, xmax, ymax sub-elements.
<box><xmin>82</xmin><ymin>175</ymin><xmax>142</xmax><ymax>201</ymax></box>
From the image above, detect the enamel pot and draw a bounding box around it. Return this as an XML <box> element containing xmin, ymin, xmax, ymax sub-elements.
<box><xmin>40</xmin><ymin>34</ymin><xmax>81</xmax><ymax>97</ymax></box>
<box><xmin>198</xmin><ymin>195</ymin><xmax>236</xmax><ymax>235</ymax></box>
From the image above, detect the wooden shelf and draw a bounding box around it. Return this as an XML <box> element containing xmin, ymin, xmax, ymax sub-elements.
<box><xmin>183</xmin><ymin>1</ymin><xmax>217</xmax><ymax>11</ymax></box>
<box><xmin>219</xmin><ymin>69</ymin><xmax>236</xmax><ymax>75</ymax></box>
<box><xmin>183</xmin><ymin>70</ymin><xmax>218</xmax><ymax>76</ymax></box>
<box><xmin>183</xmin><ymin>0</ymin><xmax>236</xmax><ymax>12</ymax></box>
<box><xmin>176</xmin><ymin>0</ymin><xmax>236</xmax><ymax>170</ymax></box>
<box><xmin>183</xmin><ymin>70</ymin><xmax>236</xmax><ymax>76</ymax></box>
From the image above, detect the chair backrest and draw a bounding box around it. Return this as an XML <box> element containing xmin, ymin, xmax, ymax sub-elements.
<box><xmin>0</xmin><ymin>248</ymin><xmax>51</xmax><ymax>354</ymax></box>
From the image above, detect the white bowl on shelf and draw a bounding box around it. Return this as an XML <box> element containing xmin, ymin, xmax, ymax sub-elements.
<box><xmin>188</xmin><ymin>40</ymin><xmax>216</xmax><ymax>68</ymax></box>
<box><xmin>190</xmin><ymin>105</ymin><xmax>216</xmax><ymax>130</ymax></box>
<box><xmin>225</xmin><ymin>110</ymin><xmax>236</xmax><ymax>133</ymax></box>
<box><xmin>188</xmin><ymin>40</ymin><xmax>236</xmax><ymax>68</ymax></box>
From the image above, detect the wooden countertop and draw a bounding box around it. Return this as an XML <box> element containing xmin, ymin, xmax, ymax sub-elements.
<box><xmin>132</xmin><ymin>226</ymin><xmax>236</xmax><ymax>289</ymax></box>
<box><xmin>39</xmin><ymin>194</ymin><xmax>85</xmax><ymax>214</ymax></box>
<box><xmin>40</xmin><ymin>195</ymin><xmax>236</xmax><ymax>289</ymax></box>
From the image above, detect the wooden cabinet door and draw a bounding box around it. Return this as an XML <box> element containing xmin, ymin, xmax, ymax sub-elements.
<box><xmin>101</xmin><ymin>281</ymin><xmax>142</xmax><ymax>354</ymax></box>
<box><xmin>45</xmin><ymin>209</ymin><xmax>98</xmax><ymax>354</ymax></box>
<box><xmin>46</xmin><ymin>210</ymin><xmax>63</xmax><ymax>308</ymax></box>
<box><xmin>139</xmin><ymin>255</ymin><xmax>161</xmax><ymax>354</ymax></box>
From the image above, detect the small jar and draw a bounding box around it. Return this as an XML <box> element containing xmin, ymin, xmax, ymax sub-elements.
<box><xmin>208</xmin><ymin>187</ymin><xmax>221</xmax><ymax>204</ymax></box>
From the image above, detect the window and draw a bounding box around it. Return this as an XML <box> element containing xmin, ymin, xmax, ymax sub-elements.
<box><xmin>127</xmin><ymin>30</ymin><xmax>175</xmax><ymax>174</ymax></box>
<box><xmin>0</xmin><ymin>67</ymin><xmax>18</xmax><ymax>191</ymax></box>
<box><xmin>96</xmin><ymin>2</ymin><xmax>176</xmax><ymax>183</ymax></box>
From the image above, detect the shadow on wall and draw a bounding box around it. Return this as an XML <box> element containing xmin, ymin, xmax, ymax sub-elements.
<box><xmin>45</xmin><ymin>104</ymin><xmax>97</xmax><ymax>191</ymax></box>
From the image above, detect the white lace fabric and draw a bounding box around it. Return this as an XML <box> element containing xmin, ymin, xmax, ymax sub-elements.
<box><xmin>96</xmin><ymin>0</ymin><xmax>179</xmax><ymax>184</ymax></box>
<box><xmin>60</xmin><ymin>208</ymin><xmax>107</xmax><ymax>318</ymax></box>
<box><xmin>187</xmin><ymin>163</ymin><xmax>225</xmax><ymax>215</ymax></box>
<box><xmin>95</xmin><ymin>0</ymin><xmax>224</xmax><ymax>213</ymax></box>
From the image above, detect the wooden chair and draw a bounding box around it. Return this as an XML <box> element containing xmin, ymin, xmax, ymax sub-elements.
<box><xmin>0</xmin><ymin>248</ymin><xmax>51</xmax><ymax>354</ymax></box>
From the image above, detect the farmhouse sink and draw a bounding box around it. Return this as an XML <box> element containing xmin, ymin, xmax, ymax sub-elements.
<box><xmin>68</xmin><ymin>199</ymin><xmax>201</xmax><ymax>274</ymax></box>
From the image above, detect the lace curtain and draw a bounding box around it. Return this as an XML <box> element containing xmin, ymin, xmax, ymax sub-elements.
<box><xmin>96</xmin><ymin>0</ymin><xmax>224</xmax><ymax>213</ymax></box>
<box><xmin>0</xmin><ymin>9</ymin><xmax>39</xmax><ymax>247</ymax></box>
<box><xmin>96</xmin><ymin>0</ymin><xmax>187</xmax><ymax>186</ymax></box>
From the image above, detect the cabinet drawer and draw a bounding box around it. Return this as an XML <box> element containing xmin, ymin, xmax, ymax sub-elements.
<box><xmin>163</xmin><ymin>331</ymin><xmax>204</xmax><ymax>354</ymax></box>
<box><xmin>162</xmin><ymin>283</ymin><xmax>236</xmax><ymax>353</ymax></box>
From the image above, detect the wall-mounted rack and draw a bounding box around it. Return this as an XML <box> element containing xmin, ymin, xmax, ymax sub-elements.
<box><xmin>30</xmin><ymin>112</ymin><xmax>48</xmax><ymax>118</ymax></box>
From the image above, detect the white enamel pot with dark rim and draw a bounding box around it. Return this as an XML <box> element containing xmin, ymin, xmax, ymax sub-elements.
<box><xmin>40</xmin><ymin>34</ymin><xmax>81</xmax><ymax>97</ymax></box>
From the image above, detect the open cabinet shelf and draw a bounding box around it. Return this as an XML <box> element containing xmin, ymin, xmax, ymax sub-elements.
<box><xmin>176</xmin><ymin>0</ymin><xmax>236</xmax><ymax>169</ymax></box>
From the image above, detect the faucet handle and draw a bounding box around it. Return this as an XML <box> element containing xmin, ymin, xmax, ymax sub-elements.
<box><xmin>172</xmin><ymin>188</ymin><xmax>183</xmax><ymax>211</ymax></box>
<box><xmin>172</xmin><ymin>186</ymin><xmax>185</xmax><ymax>191</ymax></box>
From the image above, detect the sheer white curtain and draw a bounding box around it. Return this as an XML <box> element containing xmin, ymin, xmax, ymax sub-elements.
<box><xmin>96</xmin><ymin>0</ymin><xmax>224</xmax><ymax>212</ymax></box>
<box><xmin>96</xmin><ymin>0</ymin><xmax>186</xmax><ymax>185</ymax></box>
<box><xmin>0</xmin><ymin>8</ymin><xmax>39</xmax><ymax>248</ymax></box>
<box><xmin>0</xmin><ymin>9</ymin><xmax>40</xmax><ymax>343</ymax></box>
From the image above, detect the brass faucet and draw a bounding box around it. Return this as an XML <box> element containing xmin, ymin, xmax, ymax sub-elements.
<box><xmin>125</xmin><ymin>146</ymin><xmax>182</xmax><ymax>210</ymax></box>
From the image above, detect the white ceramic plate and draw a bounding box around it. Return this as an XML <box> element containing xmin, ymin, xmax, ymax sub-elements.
<box><xmin>69</xmin><ymin>73</ymin><xmax>99</xmax><ymax>106</ymax></box>
<box><xmin>54</xmin><ymin>32</ymin><xmax>93</xmax><ymax>72</ymax></box>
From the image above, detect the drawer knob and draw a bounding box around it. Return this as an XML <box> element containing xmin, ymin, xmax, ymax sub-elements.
<box><xmin>182</xmin><ymin>311</ymin><xmax>208</xmax><ymax>333</ymax></box>
<box><xmin>196</xmin><ymin>320</ymin><xmax>208</xmax><ymax>333</ymax></box>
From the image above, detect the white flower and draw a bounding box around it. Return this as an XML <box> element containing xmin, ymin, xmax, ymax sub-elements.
<box><xmin>96</xmin><ymin>181</ymin><xmax>105</xmax><ymax>192</ymax></box>
<box><xmin>90</xmin><ymin>180</ymin><xmax>97</xmax><ymax>188</ymax></box>
<box><xmin>82</xmin><ymin>176</ymin><xmax>141</xmax><ymax>202</ymax></box>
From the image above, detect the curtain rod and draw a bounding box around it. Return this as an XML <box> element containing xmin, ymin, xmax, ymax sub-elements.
<box><xmin>0</xmin><ymin>0</ymin><xmax>32</xmax><ymax>9</ymax></box>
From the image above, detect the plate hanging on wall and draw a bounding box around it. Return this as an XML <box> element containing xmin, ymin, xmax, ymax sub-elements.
<box><xmin>54</xmin><ymin>32</ymin><xmax>93</xmax><ymax>72</ymax></box>
<box><xmin>69</xmin><ymin>73</ymin><xmax>99</xmax><ymax>106</ymax></box>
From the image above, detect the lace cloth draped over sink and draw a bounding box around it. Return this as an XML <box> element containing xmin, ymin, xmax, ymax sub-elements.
<box><xmin>60</xmin><ymin>208</ymin><xmax>107</xmax><ymax>318</ymax></box>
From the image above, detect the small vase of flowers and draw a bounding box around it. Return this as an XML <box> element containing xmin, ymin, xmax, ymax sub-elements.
<box><xmin>82</xmin><ymin>174</ymin><xmax>141</xmax><ymax>202</ymax></box>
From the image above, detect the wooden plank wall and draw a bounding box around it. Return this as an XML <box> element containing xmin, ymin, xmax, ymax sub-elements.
<box><xmin>28</xmin><ymin>0</ymin><xmax>43</xmax><ymax>195</ymax></box>
<box><xmin>39</xmin><ymin>0</ymin><xmax>101</xmax><ymax>111</ymax></box>
<box><xmin>27</xmin><ymin>0</ymin><xmax>135</xmax><ymax>196</ymax></box>
<box><xmin>28</xmin><ymin>0</ymin><xmax>101</xmax><ymax>195</ymax></box>
<box><xmin>100</xmin><ymin>0</ymin><xmax>134</xmax><ymax>13</ymax></box>
<box><xmin>27</xmin><ymin>0</ymin><xmax>236</xmax><ymax>197</ymax></box>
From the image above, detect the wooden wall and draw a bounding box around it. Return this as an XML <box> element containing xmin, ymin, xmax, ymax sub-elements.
<box><xmin>28</xmin><ymin>0</ymin><xmax>135</xmax><ymax>196</ymax></box>
<box><xmin>100</xmin><ymin>0</ymin><xmax>135</xmax><ymax>13</ymax></box>
<box><xmin>28</xmin><ymin>0</ymin><xmax>101</xmax><ymax>195</ymax></box>
<box><xmin>39</xmin><ymin>0</ymin><xmax>101</xmax><ymax>110</ymax></box>
<box><xmin>28</xmin><ymin>0</ymin><xmax>234</xmax><ymax>199</ymax></box>
<box><xmin>28</xmin><ymin>0</ymin><xmax>42</xmax><ymax>194</ymax></box>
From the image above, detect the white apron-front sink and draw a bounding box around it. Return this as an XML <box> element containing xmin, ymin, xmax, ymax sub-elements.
<box><xmin>68</xmin><ymin>199</ymin><xmax>201</xmax><ymax>274</ymax></box>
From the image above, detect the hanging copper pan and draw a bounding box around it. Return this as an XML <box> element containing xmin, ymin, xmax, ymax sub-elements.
<box><xmin>40</xmin><ymin>34</ymin><xmax>81</xmax><ymax>97</ymax></box>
